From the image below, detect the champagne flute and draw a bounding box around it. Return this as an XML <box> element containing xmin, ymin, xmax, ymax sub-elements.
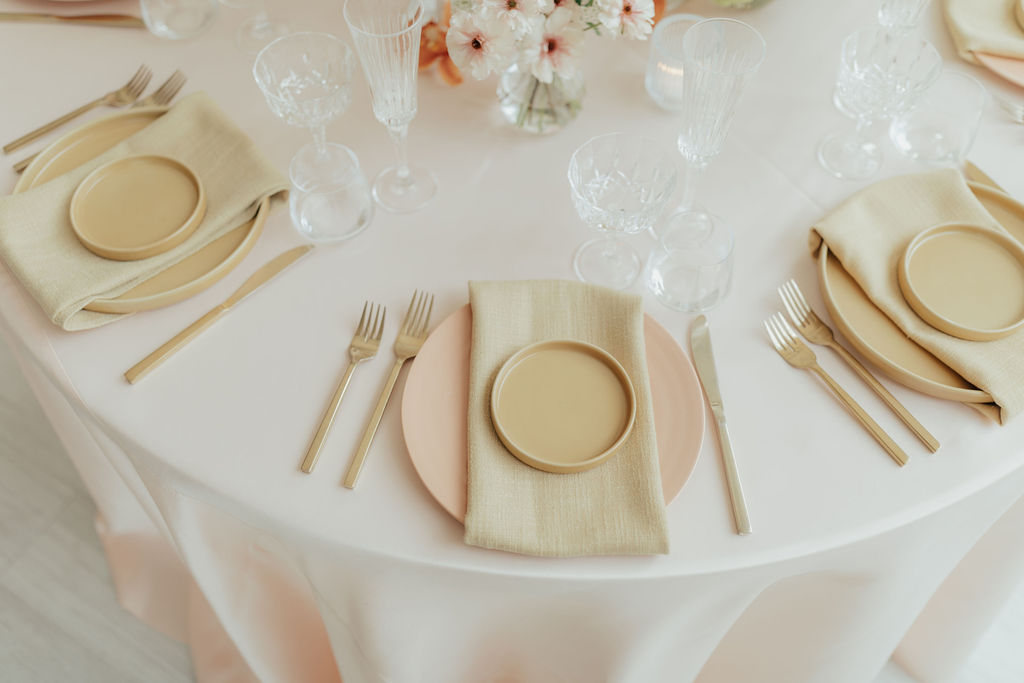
<box><xmin>344</xmin><ymin>0</ymin><xmax>437</xmax><ymax>213</ymax></box>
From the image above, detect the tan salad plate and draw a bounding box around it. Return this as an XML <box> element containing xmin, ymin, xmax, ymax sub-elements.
<box><xmin>818</xmin><ymin>181</ymin><xmax>1024</xmax><ymax>404</ymax></box>
<box><xmin>14</xmin><ymin>107</ymin><xmax>264</xmax><ymax>314</ymax></box>
<box><xmin>899</xmin><ymin>223</ymin><xmax>1024</xmax><ymax>341</ymax></box>
<box><xmin>70</xmin><ymin>154</ymin><xmax>206</xmax><ymax>261</ymax></box>
<box><xmin>490</xmin><ymin>339</ymin><xmax>636</xmax><ymax>474</ymax></box>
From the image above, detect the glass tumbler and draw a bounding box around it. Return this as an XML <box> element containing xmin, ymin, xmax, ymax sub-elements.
<box><xmin>289</xmin><ymin>143</ymin><xmax>374</xmax><ymax>243</ymax></box>
<box><xmin>890</xmin><ymin>71</ymin><xmax>987</xmax><ymax>165</ymax></box>
<box><xmin>140</xmin><ymin>0</ymin><xmax>218</xmax><ymax>40</ymax></box>
<box><xmin>646</xmin><ymin>212</ymin><xmax>734</xmax><ymax>312</ymax></box>
<box><xmin>644</xmin><ymin>14</ymin><xmax>704</xmax><ymax>112</ymax></box>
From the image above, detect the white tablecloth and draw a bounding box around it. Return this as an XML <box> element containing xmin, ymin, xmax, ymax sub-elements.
<box><xmin>2</xmin><ymin>0</ymin><xmax>1024</xmax><ymax>681</ymax></box>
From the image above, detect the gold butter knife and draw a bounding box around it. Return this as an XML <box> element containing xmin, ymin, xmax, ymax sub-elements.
<box><xmin>0</xmin><ymin>12</ymin><xmax>146</xmax><ymax>28</ymax></box>
<box><xmin>690</xmin><ymin>315</ymin><xmax>752</xmax><ymax>536</ymax></box>
<box><xmin>125</xmin><ymin>246</ymin><xmax>314</xmax><ymax>384</ymax></box>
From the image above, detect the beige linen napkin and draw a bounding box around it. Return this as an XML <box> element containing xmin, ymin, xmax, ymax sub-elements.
<box><xmin>809</xmin><ymin>169</ymin><xmax>1024</xmax><ymax>423</ymax></box>
<box><xmin>945</xmin><ymin>0</ymin><xmax>1024</xmax><ymax>64</ymax></box>
<box><xmin>0</xmin><ymin>92</ymin><xmax>288</xmax><ymax>331</ymax></box>
<box><xmin>465</xmin><ymin>280</ymin><xmax>670</xmax><ymax>557</ymax></box>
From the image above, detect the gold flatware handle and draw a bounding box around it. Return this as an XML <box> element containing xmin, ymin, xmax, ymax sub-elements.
<box><xmin>4</xmin><ymin>96</ymin><xmax>106</xmax><ymax>153</ymax></box>
<box><xmin>0</xmin><ymin>12</ymin><xmax>145</xmax><ymax>28</ymax></box>
<box><xmin>830</xmin><ymin>342</ymin><xmax>939</xmax><ymax>452</ymax></box>
<box><xmin>711</xmin><ymin>410</ymin><xmax>751</xmax><ymax>535</ymax></box>
<box><xmin>811</xmin><ymin>365</ymin><xmax>908</xmax><ymax>467</ymax></box>
<box><xmin>301</xmin><ymin>361</ymin><xmax>357</xmax><ymax>474</ymax></box>
<box><xmin>343</xmin><ymin>358</ymin><xmax>404</xmax><ymax>489</ymax></box>
<box><xmin>124</xmin><ymin>307</ymin><xmax>226</xmax><ymax>384</ymax></box>
<box><xmin>13</xmin><ymin>154</ymin><xmax>32</xmax><ymax>173</ymax></box>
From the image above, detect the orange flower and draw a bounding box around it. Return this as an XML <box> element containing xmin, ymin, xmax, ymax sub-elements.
<box><xmin>418</xmin><ymin>2</ymin><xmax>463</xmax><ymax>86</ymax></box>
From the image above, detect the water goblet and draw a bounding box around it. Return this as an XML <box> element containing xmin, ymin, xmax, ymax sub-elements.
<box><xmin>568</xmin><ymin>133</ymin><xmax>678</xmax><ymax>290</ymax></box>
<box><xmin>890</xmin><ymin>70</ymin><xmax>986</xmax><ymax>166</ymax></box>
<box><xmin>878</xmin><ymin>0</ymin><xmax>932</xmax><ymax>35</ymax></box>
<box><xmin>344</xmin><ymin>0</ymin><xmax>437</xmax><ymax>213</ymax></box>
<box><xmin>674</xmin><ymin>18</ymin><xmax>765</xmax><ymax>233</ymax></box>
<box><xmin>818</xmin><ymin>27</ymin><xmax>941</xmax><ymax>180</ymax></box>
<box><xmin>254</xmin><ymin>32</ymin><xmax>368</xmax><ymax>241</ymax></box>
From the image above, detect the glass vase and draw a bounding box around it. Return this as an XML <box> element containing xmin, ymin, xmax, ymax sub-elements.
<box><xmin>497</xmin><ymin>63</ymin><xmax>584</xmax><ymax>134</ymax></box>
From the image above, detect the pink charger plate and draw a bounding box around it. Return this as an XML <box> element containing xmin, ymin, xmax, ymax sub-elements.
<box><xmin>975</xmin><ymin>52</ymin><xmax>1024</xmax><ymax>90</ymax></box>
<box><xmin>401</xmin><ymin>304</ymin><xmax>707</xmax><ymax>523</ymax></box>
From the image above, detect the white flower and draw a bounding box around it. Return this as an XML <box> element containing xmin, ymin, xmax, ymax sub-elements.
<box><xmin>599</xmin><ymin>0</ymin><xmax>655</xmax><ymax>39</ymax></box>
<box><xmin>446</xmin><ymin>12</ymin><xmax>516</xmax><ymax>80</ymax></box>
<box><xmin>524</xmin><ymin>7</ymin><xmax>583</xmax><ymax>83</ymax></box>
<box><xmin>537</xmin><ymin>0</ymin><xmax>575</xmax><ymax>13</ymax></box>
<box><xmin>482</xmin><ymin>0</ymin><xmax>543</xmax><ymax>36</ymax></box>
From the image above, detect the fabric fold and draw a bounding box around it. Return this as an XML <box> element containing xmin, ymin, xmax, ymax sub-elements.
<box><xmin>944</xmin><ymin>0</ymin><xmax>1024</xmax><ymax>64</ymax></box>
<box><xmin>0</xmin><ymin>92</ymin><xmax>288</xmax><ymax>331</ymax></box>
<box><xmin>810</xmin><ymin>169</ymin><xmax>1024</xmax><ymax>423</ymax></box>
<box><xmin>465</xmin><ymin>279</ymin><xmax>669</xmax><ymax>557</ymax></box>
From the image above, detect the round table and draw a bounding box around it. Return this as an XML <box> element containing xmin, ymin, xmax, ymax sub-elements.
<box><xmin>2</xmin><ymin>1</ymin><xmax>1023</xmax><ymax>681</ymax></box>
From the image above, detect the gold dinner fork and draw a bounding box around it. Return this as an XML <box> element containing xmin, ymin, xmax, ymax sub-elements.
<box><xmin>301</xmin><ymin>302</ymin><xmax>386</xmax><ymax>474</ymax></box>
<box><xmin>13</xmin><ymin>70</ymin><xmax>187</xmax><ymax>174</ymax></box>
<box><xmin>343</xmin><ymin>291</ymin><xmax>434</xmax><ymax>489</ymax></box>
<box><xmin>765</xmin><ymin>313</ymin><xmax>908</xmax><ymax>467</ymax></box>
<box><xmin>4</xmin><ymin>64</ymin><xmax>152</xmax><ymax>153</ymax></box>
<box><xmin>778</xmin><ymin>279</ymin><xmax>939</xmax><ymax>452</ymax></box>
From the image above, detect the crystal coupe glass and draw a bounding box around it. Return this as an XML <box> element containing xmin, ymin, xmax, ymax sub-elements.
<box><xmin>344</xmin><ymin>0</ymin><xmax>437</xmax><ymax>213</ymax></box>
<box><xmin>254</xmin><ymin>33</ymin><xmax>367</xmax><ymax>240</ymax></box>
<box><xmin>568</xmin><ymin>133</ymin><xmax>678</xmax><ymax>290</ymax></box>
<box><xmin>818</xmin><ymin>27</ymin><xmax>941</xmax><ymax>180</ymax></box>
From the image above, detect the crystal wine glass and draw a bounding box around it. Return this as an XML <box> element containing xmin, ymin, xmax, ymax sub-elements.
<box><xmin>818</xmin><ymin>27</ymin><xmax>941</xmax><ymax>180</ymax></box>
<box><xmin>672</xmin><ymin>18</ymin><xmax>766</xmax><ymax>235</ymax></box>
<box><xmin>878</xmin><ymin>0</ymin><xmax>932</xmax><ymax>35</ymax></box>
<box><xmin>344</xmin><ymin>0</ymin><xmax>437</xmax><ymax>213</ymax></box>
<box><xmin>568</xmin><ymin>133</ymin><xmax>678</xmax><ymax>290</ymax></box>
<box><xmin>254</xmin><ymin>33</ymin><xmax>361</xmax><ymax>237</ymax></box>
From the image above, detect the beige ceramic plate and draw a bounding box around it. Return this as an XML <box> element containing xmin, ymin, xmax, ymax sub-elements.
<box><xmin>819</xmin><ymin>182</ymin><xmax>1024</xmax><ymax>403</ymax></box>
<box><xmin>401</xmin><ymin>305</ymin><xmax>707</xmax><ymax>522</ymax></box>
<box><xmin>14</xmin><ymin>107</ymin><xmax>265</xmax><ymax>314</ymax></box>
<box><xmin>490</xmin><ymin>339</ymin><xmax>637</xmax><ymax>474</ymax></box>
<box><xmin>70</xmin><ymin>155</ymin><xmax>206</xmax><ymax>261</ymax></box>
<box><xmin>899</xmin><ymin>223</ymin><xmax>1024</xmax><ymax>341</ymax></box>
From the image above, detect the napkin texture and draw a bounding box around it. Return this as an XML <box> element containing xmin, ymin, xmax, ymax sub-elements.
<box><xmin>944</xmin><ymin>0</ymin><xmax>1024</xmax><ymax>63</ymax></box>
<box><xmin>0</xmin><ymin>92</ymin><xmax>288</xmax><ymax>331</ymax></box>
<box><xmin>465</xmin><ymin>280</ymin><xmax>670</xmax><ymax>557</ymax></box>
<box><xmin>809</xmin><ymin>169</ymin><xmax>1024</xmax><ymax>423</ymax></box>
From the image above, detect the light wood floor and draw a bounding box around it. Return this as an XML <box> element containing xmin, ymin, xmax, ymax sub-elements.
<box><xmin>0</xmin><ymin>335</ymin><xmax>1021</xmax><ymax>683</ymax></box>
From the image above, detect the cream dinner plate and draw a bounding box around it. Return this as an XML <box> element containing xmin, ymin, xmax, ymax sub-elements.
<box><xmin>490</xmin><ymin>339</ymin><xmax>637</xmax><ymax>474</ymax></box>
<box><xmin>14</xmin><ymin>107</ymin><xmax>266</xmax><ymax>314</ymax></box>
<box><xmin>818</xmin><ymin>182</ymin><xmax>1024</xmax><ymax>404</ymax></box>
<box><xmin>401</xmin><ymin>304</ymin><xmax>706</xmax><ymax>523</ymax></box>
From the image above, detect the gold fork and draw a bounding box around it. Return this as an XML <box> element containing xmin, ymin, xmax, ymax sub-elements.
<box><xmin>778</xmin><ymin>279</ymin><xmax>939</xmax><ymax>453</ymax></box>
<box><xmin>765</xmin><ymin>313</ymin><xmax>908</xmax><ymax>467</ymax></box>
<box><xmin>301</xmin><ymin>302</ymin><xmax>386</xmax><ymax>474</ymax></box>
<box><xmin>4</xmin><ymin>64</ymin><xmax>152</xmax><ymax>153</ymax></box>
<box><xmin>13</xmin><ymin>70</ymin><xmax>187</xmax><ymax>174</ymax></box>
<box><xmin>343</xmin><ymin>291</ymin><xmax>434</xmax><ymax>489</ymax></box>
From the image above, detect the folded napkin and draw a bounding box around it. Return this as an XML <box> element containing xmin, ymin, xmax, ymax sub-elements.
<box><xmin>465</xmin><ymin>280</ymin><xmax>670</xmax><ymax>557</ymax></box>
<box><xmin>944</xmin><ymin>0</ymin><xmax>1024</xmax><ymax>64</ymax></box>
<box><xmin>809</xmin><ymin>169</ymin><xmax>1024</xmax><ymax>423</ymax></box>
<box><xmin>0</xmin><ymin>92</ymin><xmax>288</xmax><ymax>331</ymax></box>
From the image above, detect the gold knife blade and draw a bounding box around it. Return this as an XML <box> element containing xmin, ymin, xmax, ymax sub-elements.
<box><xmin>124</xmin><ymin>245</ymin><xmax>314</xmax><ymax>384</ymax></box>
<box><xmin>0</xmin><ymin>12</ymin><xmax>146</xmax><ymax>28</ymax></box>
<box><xmin>690</xmin><ymin>315</ymin><xmax>752</xmax><ymax>536</ymax></box>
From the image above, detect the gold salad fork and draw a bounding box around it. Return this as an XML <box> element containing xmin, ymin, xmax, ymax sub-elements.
<box><xmin>343</xmin><ymin>291</ymin><xmax>434</xmax><ymax>489</ymax></box>
<box><xmin>301</xmin><ymin>302</ymin><xmax>386</xmax><ymax>474</ymax></box>
<box><xmin>4</xmin><ymin>64</ymin><xmax>152</xmax><ymax>153</ymax></box>
<box><xmin>765</xmin><ymin>313</ymin><xmax>908</xmax><ymax>467</ymax></box>
<box><xmin>14</xmin><ymin>70</ymin><xmax>187</xmax><ymax>173</ymax></box>
<box><xmin>778</xmin><ymin>279</ymin><xmax>938</xmax><ymax>452</ymax></box>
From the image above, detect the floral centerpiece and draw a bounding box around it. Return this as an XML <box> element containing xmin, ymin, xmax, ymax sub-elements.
<box><xmin>443</xmin><ymin>0</ymin><xmax>659</xmax><ymax>132</ymax></box>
